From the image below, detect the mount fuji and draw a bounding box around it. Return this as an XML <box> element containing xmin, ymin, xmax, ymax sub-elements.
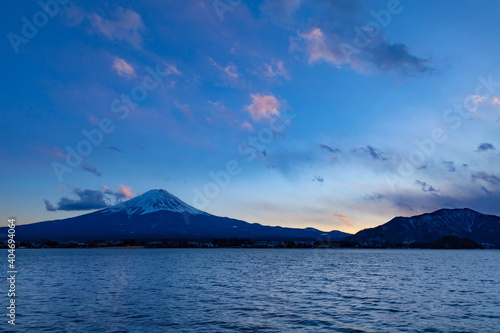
<box><xmin>2</xmin><ymin>189</ymin><xmax>351</xmax><ymax>241</ymax></box>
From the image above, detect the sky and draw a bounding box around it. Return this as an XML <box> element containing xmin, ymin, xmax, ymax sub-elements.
<box><xmin>1</xmin><ymin>0</ymin><xmax>499</xmax><ymax>233</ymax></box>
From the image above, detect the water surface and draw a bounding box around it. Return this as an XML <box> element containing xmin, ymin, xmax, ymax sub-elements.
<box><xmin>3</xmin><ymin>249</ymin><xmax>499</xmax><ymax>332</ymax></box>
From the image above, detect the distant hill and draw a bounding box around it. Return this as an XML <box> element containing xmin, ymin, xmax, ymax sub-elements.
<box><xmin>346</xmin><ymin>208</ymin><xmax>500</xmax><ymax>248</ymax></box>
<box><xmin>0</xmin><ymin>189</ymin><xmax>350</xmax><ymax>241</ymax></box>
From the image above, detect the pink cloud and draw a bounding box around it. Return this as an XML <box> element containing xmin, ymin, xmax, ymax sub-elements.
<box><xmin>330</xmin><ymin>211</ymin><xmax>352</xmax><ymax>226</ymax></box>
<box><xmin>241</xmin><ymin>121</ymin><xmax>254</xmax><ymax>131</ymax></box>
<box><xmin>119</xmin><ymin>184</ymin><xmax>135</xmax><ymax>199</ymax></box>
<box><xmin>298</xmin><ymin>28</ymin><xmax>343</xmax><ymax>66</ymax></box>
<box><xmin>245</xmin><ymin>94</ymin><xmax>282</xmax><ymax>121</ymax></box>
<box><xmin>88</xmin><ymin>7</ymin><xmax>145</xmax><ymax>48</ymax></box>
<box><xmin>112</xmin><ymin>57</ymin><xmax>136</xmax><ymax>78</ymax></box>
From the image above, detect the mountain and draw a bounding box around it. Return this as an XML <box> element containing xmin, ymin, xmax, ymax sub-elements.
<box><xmin>0</xmin><ymin>189</ymin><xmax>350</xmax><ymax>241</ymax></box>
<box><xmin>346</xmin><ymin>208</ymin><xmax>500</xmax><ymax>247</ymax></box>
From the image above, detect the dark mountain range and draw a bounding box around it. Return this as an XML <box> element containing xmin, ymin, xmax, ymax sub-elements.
<box><xmin>0</xmin><ymin>189</ymin><xmax>350</xmax><ymax>241</ymax></box>
<box><xmin>346</xmin><ymin>208</ymin><xmax>500</xmax><ymax>247</ymax></box>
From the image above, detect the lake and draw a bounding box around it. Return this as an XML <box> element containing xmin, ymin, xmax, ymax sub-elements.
<box><xmin>3</xmin><ymin>249</ymin><xmax>499</xmax><ymax>332</ymax></box>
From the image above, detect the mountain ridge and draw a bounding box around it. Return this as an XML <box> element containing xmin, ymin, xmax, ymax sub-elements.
<box><xmin>0</xmin><ymin>189</ymin><xmax>350</xmax><ymax>241</ymax></box>
<box><xmin>347</xmin><ymin>208</ymin><xmax>500</xmax><ymax>247</ymax></box>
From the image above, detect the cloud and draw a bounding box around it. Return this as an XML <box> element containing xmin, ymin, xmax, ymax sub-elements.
<box><xmin>415</xmin><ymin>180</ymin><xmax>440</xmax><ymax>193</ymax></box>
<box><xmin>82</xmin><ymin>164</ymin><xmax>102</xmax><ymax>177</ymax></box>
<box><xmin>354</xmin><ymin>145</ymin><xmax>389</xmax><ymax>161</ymax></box>
<box><xmin>209</xmin><ymin>57</ymin><xmax>239</xmax><ymax>78</ymax></box>
<box><xmin>476</xmin><ymin>142</ymin><xmax>496</xmax><ymax>152</ymax></box>
<box><xmin>466</xmin><ymin>95</ymin><xmax>487</xmax><ymax>112</ymax></box>
<box><xmin>261</xmin><ymin>59</ymin><xmax>290</xmax><ymax>80</ymax></box>
<box><xmin>45</xmin><ymin>185</ymin><xmax>135</xmax><ymax>212</ymax></box>
<box><xmin>44</xmin><ymin>199</ymin><xmax>57</xmax><ymax>212</ymax></box>
<box><xmin>260</xmin><ymin>0</ymin><xmax>303</xmax><ymax>24</ymax></box>
<box><xmin>103</xmin><ymin>146</ymin><xmax>124</xmax><ymax>153</ymax></box>
<box><xmin>45</xmin><ymin>188</ymin><xmax>109</xmax><ymax>211</ymax></box>
<box><xmin>297</xmin><ymin>28</ymin><xmax>345</xmax><ymax>66</ymax></box>
<box><xmin>64</xmin><ymin>6</ymin><xmax>146</xmax><ymax>48</ymax></box>
<box><xmin>471</xmin><ymin>172</ymin><xmax>500</xmax><ymax>185</ymax></box>
<box><xmin>330</xmin><ymin>211</ymin><xmax>352</xmax><ymax>226</ymax></box>
<box><xmin>175</xmin><ymin>101</ymin><xmax>191</xmax><ymax>115</ymax></box>
<box><xmin>88</xmin><ymin>7</ymin><xmax>145</xmax><ymax>48</ymax></box>
<box><xmin>112</xmin><ymin>57</ymin><xmax>136</xmax><ymax>78</ymax></box>
<box><xmin>319</xmin><ymin>143</ymin><xmax>341</xmax><ymax>154</ymax></box>
<box><xmin>102</xmin><ymin>185</ymin><xmax>112</xmax><ymax>193</ymax></box>
<box><xmin>241</xmin><ymin>121</ymin><xmax>254</xmax><ymax>131</ymax></box>
<box><xmin>443</xmin><ymin>161</ymin><xmax>456</xmax><ymax>172</ymax></box>
<box><xmin>119</xmin><ymin>184</ymin><xmax>135</xmax><ymax>199</ymax></box>
<box><xmin>287</xmin><ymin>1</ymin><xmax>433</xmax><ymax>76</ymax></box>
<box><xmin>245</xmin><ymin>94</ymin><xmax>282</xmax><ymax>121</ymax></box>
<box><xmin>364</xmin><ymin>193</ymin><xmax>386</xmax><ymax>201</ymax></box>
<box><xmin>312</xmin><ymin>175</ymin><xmax>324</xmax><ymax>183</ymax></box>
<box><xmin>368</xmin><ymin>42</ymin><xmax>432</xmax><ymax>76</ymax></box>
<box><xmin>164</xmin><ymin>63</ymin><xmax>182</xmax><ymax>76</ymax></box>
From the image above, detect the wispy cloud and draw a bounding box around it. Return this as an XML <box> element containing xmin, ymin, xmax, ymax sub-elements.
<box><xmin>330</xmin><ymin>211</ymin><xmax>352</xmax><ymax>226</ymax></box>
<box><xmin>175</xmin><ymin>101</ymin><xmax>191</xmax><ymax>115</ymax></box>
<box><xmin>319</xmin><ymin>143</ymin><xmax>341</xmax><ymax>154</ymax></box>
<box><xmin>64</xmin><ymin>6</ymin><xmax>146</xmax><ymax>48</ymax></box>
<box><xmin>91</xmin><ymin>7</ymin><xmax>145</xmax><ymax>48</ymax></box>
<box><xmin>209</xmin><ymin>57</ymin><xmax>239</xmax><ymax>78</ymax></box>
<box><xmin>118</xmin><ymin>184</ymin><xmax>135</xmax><ymax>199</ymax></box>
<box><xmin>471</xmin><ymin>172</ymin><xmax>500</xmax><ymax>185</ymax></box>
<box><xmin>164</xmin><ymin>63</ymin><xmax>182</xmax><ymax>76</ymax></box>
<box><xmin>260</xmin><ymin>59</ymin><xmax>290</xmax><ymax>80</ymax></box>
<box><xmin>415</xmin><ymin>180</ymin><xmax>440</xmax><ymax>193</ymax></box>
<box><xmin>364</xmin><ymin>193</ymin><xmax>386</xmax><ymax>201</ymax></box>
<box><xmin>354</xmin><ymin>145</ymin><xmax>389</xmax><ymax>161</ymax></box>
<box><xmin>260</xmin><ymin>0</ymin><xmax>303</xmax><ymax>24</ymax></box>
<box><xmin>103</xmin><ymin>146</ymin><xmax>124</xmax><ymax>153</ymax></box>
<box><xmin>112</xmin><ymin>57</ymin><xmax>136</xmax><ymax>78</ymax></box>
<box><xmin>443</xmin><ymin>161</ymin><xmax>456</xmax><ymax>172</ymax></box>
<box><xmin>82</xmin><ymin>164</ymin><xmax>102</xmax><ymax>177</ymax></box>
<box><xmin>312</xmin><ymin>175</ymin><xmax>324</xmax><ymax>183</ymax></box>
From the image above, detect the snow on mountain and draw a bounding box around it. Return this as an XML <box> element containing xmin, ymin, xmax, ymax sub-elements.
<box><xmin>2</xmin><ymin>188</ymin><xmax>351</xmax><ymax>241</ymax></box>
<box><xmin>102</xmin><ymin>189</ymin><xmax>209</xmax><ymax>217</ymax></box>
<box><xmin>347</xmin><ymin>208</ymin><xmax>500</xmax><ymax>246</ymax></box>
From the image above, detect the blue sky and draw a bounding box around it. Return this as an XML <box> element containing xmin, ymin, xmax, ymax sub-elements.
<box><xmin>1</xmin><ymin>0</ymin><xmax>499</xmax><ymax>233</ymax></box>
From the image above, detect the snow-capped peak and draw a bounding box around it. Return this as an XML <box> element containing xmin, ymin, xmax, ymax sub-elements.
<box><xmin>103</xmin><ymin>189</ymin><xmax>208</xmax><ymax>217</ymax></box>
